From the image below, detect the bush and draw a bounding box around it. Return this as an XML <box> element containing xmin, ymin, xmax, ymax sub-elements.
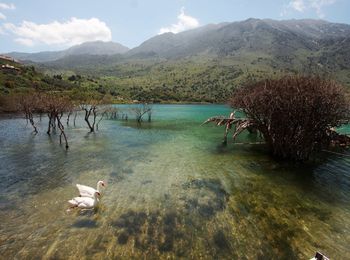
<box><xmin>229</xmin><ymin>75</ymin><xmax>350</xmax><ymax>160</ymax></box>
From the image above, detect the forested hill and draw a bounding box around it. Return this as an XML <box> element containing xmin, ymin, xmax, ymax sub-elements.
<box><xmin>3</xmin><ymin>18</ymin><xmax>350</xmax><ymax>103</ymax></box>
<box><xmin>0</xmin><ymin>56</ymin><xmax>75</xmax><ymax>111</ymax></box>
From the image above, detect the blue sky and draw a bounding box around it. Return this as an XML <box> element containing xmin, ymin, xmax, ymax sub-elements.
<box><xmin>0</xmin><ymin>0</ymin><xmax>349</xmax><ymax>53</ymax></box>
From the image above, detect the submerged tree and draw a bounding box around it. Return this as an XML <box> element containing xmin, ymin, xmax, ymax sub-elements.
<box><xmin>131</xmin><ymin>103</ymin><xmax>153</xmax><ymax>123</ymax></box>
<box><xmin>17</xmin><ymin>94</ymin><xmax>40</xmax><ymax>134</ymax></box>
<box><xmin>42</xmin><ymin>94</ymin><xmax>73</xmax><ymax>149</ymax></box>
<box><xmin>6</xmin><ymin>92</ymin><xmax>73</xmax><ymax>149</ymax></box>
<box><xmin>96</xmin><ymin>105</ymin><xmax>116</xmax><ymax>130</ymax></box>
<box><xmin>147</xmin><ymin>104</ymin><xmax>153</xmax><ymax>122</ymax></box>
<box><xmin>204</xmin><ymin>75</ymin><xmax>350</xmax><ymax>161</ymax></box>
<box><xmin>80</xmin><ymin>102</ymin><xmax>98</xmax><ymax>132</ymax></box>
<box><xmin>107</xmin><ymin>106</ymin><xmax>119</xmax><ymax>120</ymax></box>
<box><xmin>80</xmin><ymin>95</ymin><xmax>112</xmax><ymax>132</ymax></box>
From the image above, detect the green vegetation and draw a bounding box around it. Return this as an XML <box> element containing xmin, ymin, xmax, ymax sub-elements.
<box><xmin>0</xmin><ymin>58</ymin><xmax>74</xmax><ymax>94</ymax></box>
<box><xmin>39</xmin><ymin>53</ymin><xmax>349</xmax><ymax>104</ymax></box>
<box><xmin>0</xmin><ymin>58</ymin><xmax>114</xmax><ymax>112</ymax></box>
<box><xmin>0</xmin><ymin>58</ymin><xmax>76</xmax><ymax>112</ymax></box>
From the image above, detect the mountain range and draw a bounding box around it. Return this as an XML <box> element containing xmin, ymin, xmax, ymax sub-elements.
<box><xmin>3</xmin><ymin>18</ymin><xmax>350</xmax><ymax>102</ymax></box>
<box><xmin>128</xmin><ymin>18</ymin><xmax>350</xmax><ymax>58</ymax></box>
<box><xmin>7</xmin><ymin>41</ymin><xmax>129</xmax><ymax>63</ymax></box>
<box><xmin>6</xmin><ymin>18</ymin><xmax>350</xmax><ymax>62</ymax></box>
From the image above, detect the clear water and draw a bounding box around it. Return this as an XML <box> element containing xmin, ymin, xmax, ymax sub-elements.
<box><xmin>0</xmin><ymin>104</ymin><xmax>349</xmax><ymax>259</ymax></box>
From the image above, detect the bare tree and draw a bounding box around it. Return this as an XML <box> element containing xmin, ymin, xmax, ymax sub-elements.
<box><xmin>42</xmin><ymin>94</ymin><xmax>73</xmax><ymax>149</ymax></box>
<box><xmin>73</xmin><ymin>110</ymin><xmax>78</xmax><ymax>126</ymax></box>
<box><xmin>66</xmin><ymin>103</ymin><xmax>80</xmax><ymax>127</ymax></box>
<box><xmin>66</xmin><ymin>110</ymin><xmax>72</xmax><ymax>126</ymax></box>
<box><xmin>108</xmin><ymin>107</ymin><xmax>119</xmax><ymax>119</ymax></box>
<box><xmin>79</xmin><ymin>95</ymin><xmax>113</xmax><ymax>132</ymax></box>
<box><xmin>204</xmin><ymin>75</ymin><xmax>350</xmax><ymax>161</ymax></box>
<box><xmin>96</xmin><ymin>105</ymin><xmax>114</xmax><ymax>130</ymax></box>
<box><xmin>203</xmin><ymin>112</ymin><xmax>256</xmax><ymax>145</ymax></box>
<box><xmin>80</xmin><ymin>102</ymin><xmax>98</xmax><ymax>132</ymax></box>
<box><xmin>17</xmin><ymin>94</ymin><xmax>40</xmax><ymax>134</ymax></box>
<box><xmin>131</xmin><ymin>103</ymin><xmax>153</xmax><ymax>123</ymax></box>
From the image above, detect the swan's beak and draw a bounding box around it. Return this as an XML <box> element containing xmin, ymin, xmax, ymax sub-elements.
<box><xmin>96</xmin><ymin>192</ymin><xmax>101</xmax><ymax>196</ymax></box>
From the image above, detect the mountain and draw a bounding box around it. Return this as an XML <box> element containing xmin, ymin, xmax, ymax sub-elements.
<box><xmin>7</xmin><ymin>51</ymin><xmax>66</xmax><ymax>63</ymax></box>
<box><xmin>64</xmin><ymin>41</ymin><xmax>129</xmax><ymax>56</ymax></box>
<box><xmin>127</xmin><ymin>18</ymin><xmax>350</xmax><ymax>59</ymax></box>
<box><xmin>126</xmin><ymin>23</ymin><xmax>229</xmax><ymax>58</ymax></box>
<box><xmin>6</xmin><ymin>41</ymin><xmax>129</xmax><ymax>62</ymax></box>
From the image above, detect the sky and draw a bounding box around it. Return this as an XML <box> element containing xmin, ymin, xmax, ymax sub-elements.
<box><xmin>0</xmin><ymin>0</ymin><xmax>349</xmax><ymax>53</ymax></box>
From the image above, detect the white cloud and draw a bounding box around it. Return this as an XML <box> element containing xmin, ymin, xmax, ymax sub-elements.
<box><xmin>159</xmin><ymin>7</ymin><xmax>199</xmax><ymax>34</ymax></box>
<box><xmin>0</xmin><ymin>2</ymin><xmax>15</xmax><ymax>20</ymax></box>
<box><xmin>0</xmin><ymin>2</ymin><xmax>15</xmax><ymax>10</ymax></box>
<box><xmin>285</xmin><ymin>0</ymin><xmax>336</xmax><ymax>18</ymax></box>
<box><xmin>289</xmin><ymin>0</ymin><xmax>306</xmax><ymax>12</ymax></box>
<box><xmin>14</xmin><ymin>38</ymin><xmax>34</xmax><ymax>46</ymax></box>
<box><xmin>4</xmin><ymin>17</ymin><xmax>112</xmax><ymax>46</ymax></box>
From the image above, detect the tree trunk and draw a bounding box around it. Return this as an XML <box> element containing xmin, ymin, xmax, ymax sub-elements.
<box><xmin>67</xmin><ymin>111</ymin><xmax>72</xmax><ymax>126</ymax></box>
<box><xmin>73</xmin><ymin>112</ymin><xmax>77</xmax><ymax>127</ymax></box>
<box><xmin>56</xmin><ymin>114</ymin><xmax>69</xmax><ymax>149</ymax></box>
<box><xmin>51</xmin><ymin>116</ymin><xmax>56</xmax><ymax>131</ymax></box>
<box><xmin>96</xmin><ymin>112</ymin><xmax>105</xmax><ymax>131</ymax></box>
<box><xmin>47</xmin><ymin>114</ymin><xmax>52</xmax><ymax>135</ymax></box>
<box><xmin>84</xmin><ymin>108</ymin><xmax>94</xmax><ymax>132</ymax></box>
<box><xmin>28</xmin><ymin>112</ymin><xmax>38</xmax><ymax>134</ymax></box>
<box><xmin>222</xmin><ymin>124</ymin><xmax>230</xmax><ymax>145</ymax></box>
<box><xmin>92</xmin><ymin>108</ymin><xmax>97</xmax><ymax>131</ymax></box>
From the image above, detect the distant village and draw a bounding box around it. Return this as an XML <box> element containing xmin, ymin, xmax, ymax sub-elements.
<box><xmin>0</xmin><ymin>55</ymin><xmax>20</xmax><ymax>73</ymax></box>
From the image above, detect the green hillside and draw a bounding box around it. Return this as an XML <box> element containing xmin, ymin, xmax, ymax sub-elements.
<box><xmin>37</xmin><ymin>50</ymin><xmax>349</xmax><ymax>103</ymax></box>
<box><xmin>0</xmin><ymin>57</ymin><xmax>75</xmax><ymax>95</ymax></box>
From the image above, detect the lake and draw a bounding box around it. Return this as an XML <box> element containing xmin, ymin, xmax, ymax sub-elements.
<box><xmin>0</xmin><ymin>104</ymin><xmax>349</xmax><ymax>259</ymax></box>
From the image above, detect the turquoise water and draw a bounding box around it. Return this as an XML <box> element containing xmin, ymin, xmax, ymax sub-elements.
<box><xmin>0</xmin><ymin>104</ymin><xmax>349</xmax><ymax>259</ymax></box>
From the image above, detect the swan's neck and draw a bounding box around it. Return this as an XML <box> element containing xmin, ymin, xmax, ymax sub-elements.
<box><xmin>96</xmin><ymin>182</ymin><xmax>101</xmax><ymax>192</ymax></box>
<box><xmin>94</xmin><ymin>196</ymin><xmax>98</xmax><ymax>205</ymax></box>
<box><xmin>93</xmin><ymin>193</ymin><xmax>99</xmax><ymax>205</ymax></box>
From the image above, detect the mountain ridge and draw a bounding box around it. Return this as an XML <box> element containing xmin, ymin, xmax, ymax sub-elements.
<box><xmin>6</xmin><ymin>18</ymin><xmax>350</xmax><ymax>63</ymax></box>
<box><xmin>127</xmin><ymin>18</ymin><xmax>350</xmax><ymax>59</ymax></box>
<box><xmin>6</xmin><ymin>41</ymin><xmax>129</xmax><ymax>62</ymax></box>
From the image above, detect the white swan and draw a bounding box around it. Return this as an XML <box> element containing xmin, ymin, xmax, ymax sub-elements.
<box><xmin>76</xmin><ymin>180</ymin><xmax>105</xmax><ymax>198</ymax></box>
<box><xmin>68</xmin><ymin>191</ymin><xmax>100</xmax><ymax>209</ymax></box>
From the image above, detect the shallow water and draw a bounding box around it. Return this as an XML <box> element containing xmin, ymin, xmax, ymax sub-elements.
<box><xmin>0</xmin><ymin>104</ymin><xmax>349</xmax><ymax>259</ymax></box>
